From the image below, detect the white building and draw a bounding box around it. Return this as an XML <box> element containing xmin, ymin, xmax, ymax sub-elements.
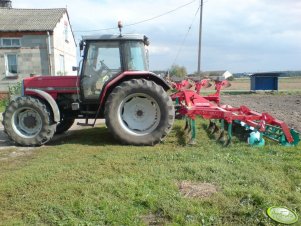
<box><xmin>0</xmin><ymin>0</ymin><xmax>77</xmax><ymax>92</ymax></box>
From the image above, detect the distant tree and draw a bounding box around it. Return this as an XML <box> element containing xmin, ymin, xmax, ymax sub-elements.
<box><xmin>169</xmin><ymin>65</ymin><xmax>187</xmax><ymax>78</ymax></box>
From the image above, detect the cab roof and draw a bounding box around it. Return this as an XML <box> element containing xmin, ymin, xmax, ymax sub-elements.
<box><xmin>82</xmin><ymin>34</ymin><xmax>147</xmax><ymax>42</ymax></box>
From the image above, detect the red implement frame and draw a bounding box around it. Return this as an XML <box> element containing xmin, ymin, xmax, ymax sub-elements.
<box><xmin>170</xmin><ymin>78</ymin><xmax>294</xmax><ymax>144</ymax></box>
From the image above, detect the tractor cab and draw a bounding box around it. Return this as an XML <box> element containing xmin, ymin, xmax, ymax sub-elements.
<box><xmin>79</xmin><ymin>34</ymin><xmax>149</xmax><ymax>101</ymax></box>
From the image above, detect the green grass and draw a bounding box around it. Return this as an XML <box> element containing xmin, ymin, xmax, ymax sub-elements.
<box><xmin>0</xmin><ymin>120</ymin><xmax>300</xmax><ymax>225</ymax></box>
<box><xmin>0</xmin><ymin>99</ymin><xmax>8</xmax><ymax>113</ymax></box>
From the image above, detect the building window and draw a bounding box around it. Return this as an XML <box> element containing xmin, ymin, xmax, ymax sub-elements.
<box><xmin>64</xmin><ymin>21</ymin><xmax>69</xmax><ymax>42</ymax></box>
<box><xmin>1</xmin><ymin>38</ymin><xmax>21</xmax><ymax>47</ymax></box>
<box><xmin>5</xmin><ymin>54</ymin><xmax>18</xmax><ymax>77</ymax></box>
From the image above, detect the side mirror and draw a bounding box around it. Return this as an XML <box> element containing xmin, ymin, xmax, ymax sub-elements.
<box><xmin>79</xmin><ymin>41</ymin><xmax>84</xmax><ymax>51</ymax></box>
<box><xmin>143</xmin><ymin>36</ymin><xmax>150</xmax><ymax>46</ymax></box>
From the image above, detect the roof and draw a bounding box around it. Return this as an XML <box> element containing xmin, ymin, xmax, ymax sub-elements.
<box><xmin>251</xmin><ymin>72</ymin><xmax>283</xmax><ymax>77</ymax></box>
<box><xmin>0</xmin><ymin>8</ymin><xmax>67</xmax><ymax>31</ymax></box>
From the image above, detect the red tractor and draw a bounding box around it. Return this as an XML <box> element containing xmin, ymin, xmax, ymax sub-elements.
<box><xmin>3</xmin><ymin>34</ymin><xmax>175</xmax><ymax>146</ymax></box>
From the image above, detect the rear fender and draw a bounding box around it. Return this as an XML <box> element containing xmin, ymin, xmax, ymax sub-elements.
<box><xmin>100</xmin><ymin>71</ymin><xmax>170</xmax><ymax>107</ymax></box>
<box><xmin>26</xmin><ymin>88</ymin><xmax>60</xmax><ymax>123</ymax></box>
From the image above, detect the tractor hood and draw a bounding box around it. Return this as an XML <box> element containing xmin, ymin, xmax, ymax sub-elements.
<box><xmin>23</xmin><ymin>75</ymin><xmax>79</xmax><ymax>98</ymax></box>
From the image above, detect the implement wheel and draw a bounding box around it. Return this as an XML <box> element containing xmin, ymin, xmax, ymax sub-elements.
<box><xmin>3</xmin><ymin>96</ymin><xmax>56</xmax><ymax>146</ymax></box>
<box><xmin>105</xmin><ymin>79</ymin><xmax>174</xmax><ymax>145</ymax></box>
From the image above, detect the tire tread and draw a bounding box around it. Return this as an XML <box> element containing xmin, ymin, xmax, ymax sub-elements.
<box><xmin>104</xmin><ymin>79</ymin><xmax>174</xmax><ymax>146</ymax></box>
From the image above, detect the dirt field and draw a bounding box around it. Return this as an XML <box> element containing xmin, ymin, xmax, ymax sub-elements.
<box><xmin>221</xmin><ymin>93</ymin><xmax>301</xmax><ymax>133</ymax></box>
<box><xmin>200</xmin><ymin>77</ymin><xmax>301</xmax><ymax>91</ymax></box>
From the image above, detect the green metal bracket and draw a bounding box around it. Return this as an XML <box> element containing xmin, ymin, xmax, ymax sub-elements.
<box><xmin>264</xmin><ymin>125</ymin><xmax>300</xmax><ymax>146</ymax></box>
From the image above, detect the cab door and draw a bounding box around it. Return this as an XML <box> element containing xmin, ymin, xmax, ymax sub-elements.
<box><xmin>81</xmin><ymin>41</ymin><xmax>122</xmax><ymax>101</ymax></box>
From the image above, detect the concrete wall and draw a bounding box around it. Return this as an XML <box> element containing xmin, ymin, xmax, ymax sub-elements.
<box><xmin>0</xmin><ymin>12</ymin><xmax>77</xmax><ymax>92</ymax></box>
<box><xmin>52</xmin><ymin>12</ymin><xmax>77</xmax><ymax>76</ymax></box>
<box><xmin>0</xmin><ymin>91</ymin><xmax>9</xmax><ymax>100</ymax></box>
<box><xmin>0</xmin><ymin>33</ymin><xmax>50</xmax><ymax>91</ymax></box>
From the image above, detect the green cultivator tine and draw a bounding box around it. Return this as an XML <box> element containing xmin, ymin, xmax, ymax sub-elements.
<box><xmin>218</xmin><ymin>130</ymin><xmax>228</xmax><ymax>146</ymax></box>
<box><xmin>207</xmin><ymin>120</ymin><xmax>232</xmax><ymax>146</ymax></box>
<box><xmin>184</xmin><ymin>118</ymin><xmax>189</xmax><ymax>134</ymax></box>
<box><xmin>212</xmin><ymin>124</ymin><xmax>220</xmax><ymax>136</ymax></box>
<box><xmin>183</xmin><ymin>118</ymin><xmax>197</xmax><ymax>145</ymax></box>
<box><xmin>216</xmin><ymin>120</ymin><xmax>226</xmax><ymax>142</ymax></box>
<box><xmin>188</xmin><ymin>119</ymin><xmax>196</xmax><ymax>145</ymax></box>
<box><xmin>224</xmin><ymin>123</ymin><xmax>233</xmax><ymax>146</ymax></box>
<box><xmin>214</xmin><ymin>120</ymin><xmax>225</xmax><ymax>140</ymax></box>
<box><xmin>220</xmin><ymin>119</ymin><xmax>225</xmax><ymax>131</ymax></box>
<box><xmin>208</xmin><ymin>120</ymin><xmax>215</xmax><ymax>134</ymax></box>
<box><xmin>208</xmin><ymin>120</ymin><xmax>219</xmax><ymax>135</ymax></box>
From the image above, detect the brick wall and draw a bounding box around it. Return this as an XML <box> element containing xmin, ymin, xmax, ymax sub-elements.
<box><xmin>0</xmin><ymin>91</ymin><xmax>9</xmax><ymax>100</ymax></box>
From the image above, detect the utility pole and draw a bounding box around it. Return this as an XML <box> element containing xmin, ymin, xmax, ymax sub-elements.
<box><xmin>197</xmin><ymin>0</ymin><xmax>203</xmax><ymax>75</ymax></box>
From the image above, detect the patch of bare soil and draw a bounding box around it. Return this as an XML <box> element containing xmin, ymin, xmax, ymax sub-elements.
<box><xmin>178</xmin><ymin>181</ymin><xmax>218</xmax><ymax>198</ymax></box>
<box><xmin>221</xmin><ymin>93</ymin><xmax>301</xmax><ymax>133</ymax></box>
<box><xmin>0</xmin><ymin>119</ymin><xmax>105</xmax><ymax>160</ymax></box>
<box><xmin>141</xmin><ymin>213</ymin><xmax>167</xmax><ymax>226</ymax></box>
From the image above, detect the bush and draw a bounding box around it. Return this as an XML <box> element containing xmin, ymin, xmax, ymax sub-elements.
<box><xmin>8</xmin><ymin>82</ymin><xmax>22</xmax><ymax>101</ymax></box>
<box><xmin>227</xmin><ymin>76</ymin><xmax>235</xmax><ymax>81</ymax></box>
<box><xmin>0</xmin><ymin>99</ymin><xmax>8</xmax><ymax>112</ymax></box>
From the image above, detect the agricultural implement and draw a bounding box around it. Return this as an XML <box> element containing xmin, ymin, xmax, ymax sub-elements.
<box><xmin>169</xmin><ymin>77</ymin><xmax>300</xmax><ymax>146</ymax></box>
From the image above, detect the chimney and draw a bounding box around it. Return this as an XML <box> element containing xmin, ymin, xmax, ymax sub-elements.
<box><xmin>0</xmin><ymin>0</ymin><xmax>12</xmax><ymax>8</ymax></box>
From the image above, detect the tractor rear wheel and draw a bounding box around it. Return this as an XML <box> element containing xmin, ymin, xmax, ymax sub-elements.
<box><xmin>3</xmin><ymin>96</ymin><xmax>56</xmax><ymax>146</ymax></box>
<box><xmin>105</xmin><ymin>79</ymin><xmax>174</xmax><ymax>145</ymax></box>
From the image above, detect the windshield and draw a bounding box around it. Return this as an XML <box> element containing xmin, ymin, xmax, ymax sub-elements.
<box><xmin>123</xmin><ymin>41</ymin><xmax>147</xmax><ymax>71</ymax></box>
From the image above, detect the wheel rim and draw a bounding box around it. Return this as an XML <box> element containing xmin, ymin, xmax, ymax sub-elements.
<box><xmin>118</xmin><ymin>93</ymin><xmax>161</xmax><ymax>136</ymax></box>
<box><xmin>11</xmin><ymin>107</ymin><xmax>43</xmax><ymax>138</ymax></box>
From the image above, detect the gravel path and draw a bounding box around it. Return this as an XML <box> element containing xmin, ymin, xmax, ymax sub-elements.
<box><xmin>0</xmin><ymin>117</ymin><xmax>105</xmax><ymax>152</ymax></box>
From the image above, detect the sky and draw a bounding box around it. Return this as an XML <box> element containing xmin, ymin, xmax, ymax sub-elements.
<box><xmin>12</xmin><ymin>0</ymin><xmax>301</xmax><ymax>73</ymax></box>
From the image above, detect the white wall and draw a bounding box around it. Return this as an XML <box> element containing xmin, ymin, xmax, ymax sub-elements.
<box><xmin>52</xmin><ymin>12</ymin><xmax>77</xmax><ymax>75</ymax></box>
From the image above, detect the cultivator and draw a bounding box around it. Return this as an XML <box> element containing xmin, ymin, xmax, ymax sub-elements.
<box><xmin>169</xmin><ymin>77</ymin><xmax>300</xmax><ymax>146</ymax></box>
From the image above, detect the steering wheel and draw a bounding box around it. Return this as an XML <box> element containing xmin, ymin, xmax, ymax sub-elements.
<box><xmin>99</xmin><ymin>60</ymin><xmax>110</xmax><ymax>71</ymax></box>
<box><xmin>98</xmin><ymin>60</ymin><xmax>112</xmax><ymax>82</ymax></box>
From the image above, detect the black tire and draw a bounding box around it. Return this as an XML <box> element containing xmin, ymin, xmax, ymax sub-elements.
<box><xmin>104</xmin><ymin>79</ymin><xmax>174</xmax><ymax>145</ymax></box>
<box><xmin>3</xmin><ymin>96</ymin><xmax>56</xmax><ymax>146</ymax></box>
<box><xmin>55</xmin><ymin>117</ymin><xmax>75</xmax><ymax>134</ymax></box>
<box><xmin>2</xmin><ymin>112</ymin><xmax>7</xmax><ymax>134</ymax></box>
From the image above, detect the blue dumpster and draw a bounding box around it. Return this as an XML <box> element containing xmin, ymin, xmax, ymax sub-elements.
<box><xmin>250</xmin><ymin>72</ymin><xmax>281</xmax><ymax>91</ymax></box>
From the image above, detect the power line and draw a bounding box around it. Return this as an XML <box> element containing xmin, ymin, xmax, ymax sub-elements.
<box><xmin>172</xmin><ymin>0</ymin><xmax>208</xmax><ymax>68</ymax></box>
<box><xmin>172</xmin><ymin>5</ymin><xmax>200</xmax><ymax>66</ymax></box>
<box><xmin>74</xmin><ymin>0</ymin><xmax>197</xmax><ymax>33</ymax></box>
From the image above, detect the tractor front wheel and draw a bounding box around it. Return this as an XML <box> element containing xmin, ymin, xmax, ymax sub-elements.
<box><xmin>55</xmin><ymin>117</ymin><xmax>75</xmax><ymax>134</ymax></box>
<box><xmin>3</xmin><ymin>96</ymin><xmax>56</xmax><ymax>146</ymax></box>
<box><xmin>105</xmin><ymin>79</ymin><xmax>174</xmax><ymax>145</ymax></box>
